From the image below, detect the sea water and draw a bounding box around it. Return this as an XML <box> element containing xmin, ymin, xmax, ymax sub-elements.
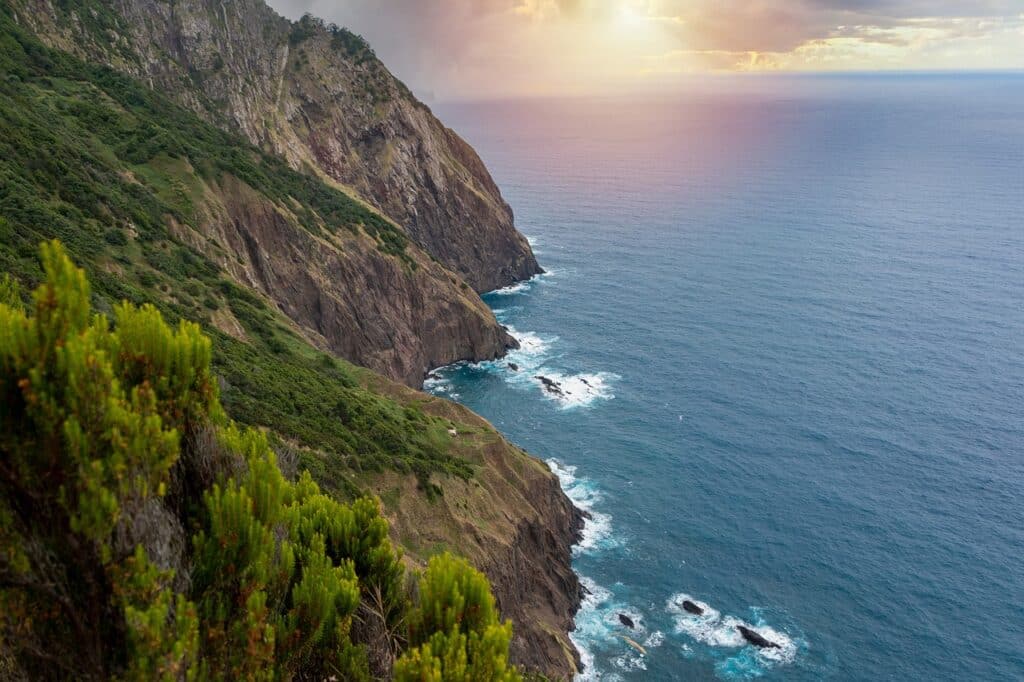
<box><xmin>427</xmin><ymin>74</ymin><xmax>1024</xmax><ymax>680</ymax></box>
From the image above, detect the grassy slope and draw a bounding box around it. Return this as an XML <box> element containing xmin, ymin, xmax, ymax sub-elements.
<box><xmin>0</xmin><ymin>5</ymin><xmax>471</xmax><ymax>497</ymax></box>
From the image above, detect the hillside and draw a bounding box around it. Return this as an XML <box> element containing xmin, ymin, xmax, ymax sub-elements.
<box><xmin>10</xmin><ymin>0</ymin><xmax>542</xmax><ymax>293</ymax></box>
<box><xmin>0</xmin><ymin>0</ymin><xmax>521</xmax><ymax>387</ymax></box>
<box><xmin>0</xmin><ymin>5</ymin><xmax>581</xmax><ymax>678</ymax></box>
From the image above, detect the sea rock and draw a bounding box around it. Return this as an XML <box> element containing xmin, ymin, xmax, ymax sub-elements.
<box><xmin>682</xmin><ymin>600</ymin><xmax>704</xmax><ymax>615</ymax></box>
<box><xmin>536</xmin><ymin>375</ymin><xmax>564</xmax><ymax>395</ymax></box>
<box><xmin>737</xmin><ymin>625</ymin><xmax>780</xmax><ymax>649</ymax></box>
<box><xmin>620</xmin><ymin>635</ymin><xmax>647</xmax><ymax>655</ymax></box>
<box><xmin>508</xmin><ymin>362</ymin><xmax>519</xmax><ymax>371</ymax></box>
<box><xmin>618</xmin><ymin>613</ymin><xmax>635</xmax><ymax>629</ymax></box>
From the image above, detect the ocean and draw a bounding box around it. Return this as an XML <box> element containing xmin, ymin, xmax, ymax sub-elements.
<box><xmin>428</xmin><ymin>74</ymin><xmax>1024</xmax><ymax>680</ymax></box>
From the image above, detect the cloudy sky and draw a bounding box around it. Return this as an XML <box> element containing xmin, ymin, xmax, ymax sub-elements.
<box><xmin>268</xmin><ymin>0</ymin><xmax>1024</xmax><ymax>98</ymax></box>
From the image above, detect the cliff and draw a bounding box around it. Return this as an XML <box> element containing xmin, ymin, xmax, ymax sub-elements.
<box><xmin>10</xmin><ymin>0</ymin><xmax>541</xmax><ymax>293</ymax></box>
<box><xmin>355</xmin><ymin>374</ymin><xmax>585</xmax><ymax>678</ymax></box>
<box><xmin>168</xmin><ymin>170</ymin><xmax>518</xmax><ymax>386</ymax></box>
<box><xmin>5</xmin><ymin>0</ymin><xmax>533</xmax><ymax>386</ymax></box>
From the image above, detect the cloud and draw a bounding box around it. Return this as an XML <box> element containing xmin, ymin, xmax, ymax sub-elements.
<box><xmin>265</xmin><ymin>0</ymin><xmax>1024</xmax><ymax>97</ymax></box>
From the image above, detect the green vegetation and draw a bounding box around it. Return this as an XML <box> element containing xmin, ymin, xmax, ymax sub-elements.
<box><xmin>290</xmin><ymin>12</ymin><xmax>377</xmax><ymax>65</ymax></box>
<box><xmin>0</xmin><ymin>12</ymin><xmax>532</xmax><ymax>677</ymax></box>
<box><xmin>0</xmin><ymin>243</ymin><xmax>517</xmax><ymax>679</ymax></box>
<box><xmin>395</xmin><ymin>554</ymin><xmax>521</xmax><ymax>681</ymax></box>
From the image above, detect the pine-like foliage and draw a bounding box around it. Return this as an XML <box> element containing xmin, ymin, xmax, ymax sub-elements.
<box><xmin>395</xmin><ymin>554</ymin><xmax>521</xmax><ymax>682</ymax></box>
<box><xmin>0</xmin><ymin>240</ymin><xmax>206</xmax><ymax>678</ymax></box>
<box><xmin>0</xmin><ymin>242</ymin><xmax>519</xmax><ymax>680</ymax></box>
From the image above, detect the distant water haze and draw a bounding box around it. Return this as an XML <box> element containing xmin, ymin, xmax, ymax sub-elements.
<box><xmin>426</xmin><ymin>74</ymin><xmax>1024</xmax><ymax>680</ymax></box>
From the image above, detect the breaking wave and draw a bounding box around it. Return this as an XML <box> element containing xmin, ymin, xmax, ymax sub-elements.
<box><xmin>666</xmin><ymin>593</ymin><xmax>803</xmax><ymax>678</ymax></box>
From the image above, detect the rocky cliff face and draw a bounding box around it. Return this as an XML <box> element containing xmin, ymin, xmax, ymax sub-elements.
<box><xmin>359</xmin><ymin>376</ymin><xmax>584</xmax><ymax>679</ymax></box>
<box><xmin>4</xmin><ymin>3</ymin><xmax>583</xmax><ymax>675</ymax></box>
<box><xmin>172</xmin><ymin>172</ymin><xmax>517</xmax><ymax>386</ymax></box>
<box><xmin>13</xmin><ymin>0</ymin><xmax>541</xmax><ymax>293</ymax></box>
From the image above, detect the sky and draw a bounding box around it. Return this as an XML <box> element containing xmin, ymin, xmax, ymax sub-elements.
<box><xmin>268</xmin><ymin>0</ymin><xmax>1024</xmax><ymax>99</ymax></box>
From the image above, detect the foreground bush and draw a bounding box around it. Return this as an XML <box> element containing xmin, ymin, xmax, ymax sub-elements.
<box><xmin>395</xmin><ymin>554</ymin><xmax>520</xmax><ymax>682</ymax></box>
<box><xmin>0</xmin><ymin>242</ymin><xmax>516</xmax><ymax>680</ymax></box>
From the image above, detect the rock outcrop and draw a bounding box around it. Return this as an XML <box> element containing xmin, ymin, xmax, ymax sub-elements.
<box><xmin>13</xmin><ymin>0</ymin><xmax>541</xmax><ymax>293</ymax></box>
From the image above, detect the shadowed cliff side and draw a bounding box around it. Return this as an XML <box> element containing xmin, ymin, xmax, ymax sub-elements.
<box><xmin>11</xmin><ymin>0</ymin><xmax>542</xmax><ymax>293</ymax></box>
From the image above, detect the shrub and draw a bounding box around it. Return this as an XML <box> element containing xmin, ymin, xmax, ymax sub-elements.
<box><xmin>0</xmin><ymin>242</ymin><xmax>515</xmax><ymax>680</ymax></box>
<box><xmin>395</xmin><ymin>553</ymin><xmax>520</xmax><ymax>682</ymax></box>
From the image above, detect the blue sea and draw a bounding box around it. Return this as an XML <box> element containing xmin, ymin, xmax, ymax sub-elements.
<box><xmin>429</xmin><ymin>75</ymin><xmax>1024</xmax><ymax>680</ymax></box>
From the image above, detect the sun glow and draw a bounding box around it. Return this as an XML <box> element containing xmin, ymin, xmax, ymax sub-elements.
<box><xmin>617</xmin><ymin>3</ymin><xmax>642</xmax><ymax>27</ymax></box>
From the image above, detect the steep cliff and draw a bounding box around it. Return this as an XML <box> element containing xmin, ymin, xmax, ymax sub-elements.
<box><xmin>169</xmin><ymin>171</ymin><xmax>518</xmax><ymax>386</ymax></box>
<box><xmin>3</xmin><ymin>0</ymin><xmax>528</xmax><ymax>386</ymax></box>
<box><xmin>11</xmin><ymin>0</ymin><xmax>541</xmax><ymax>293</ymax></box>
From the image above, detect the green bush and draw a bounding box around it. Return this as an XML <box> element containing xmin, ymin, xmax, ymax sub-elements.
<box><xmin>0</xmin><ymin>243</ymin><xmax>517</xmax><ymax>680</ymax></box>
<box><xmin>396</xmin><ymin>553</ymin><xmax>521</xmax><ymax>682</ymax></box>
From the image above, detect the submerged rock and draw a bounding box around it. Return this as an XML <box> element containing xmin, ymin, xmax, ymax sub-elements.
<box><xmin>620</xmin><ymin>635</ymin><xmax>647</xmax><ymax>655</ymax></box>
<box><xmin>737</xmin><ymin>625</ymin><xmax>780</xmax><ymax>649</ymax></box>
<box><xmin>682</xmin><ymin>600</ymin><xmax>704</xmax><ymax>615</ymax></box>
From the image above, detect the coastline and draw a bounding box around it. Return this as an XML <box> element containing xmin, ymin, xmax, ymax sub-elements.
<box><xmin>421</xmin><ymin>268</ymin><xmax>595</xmax><ymax>680</ymax></box>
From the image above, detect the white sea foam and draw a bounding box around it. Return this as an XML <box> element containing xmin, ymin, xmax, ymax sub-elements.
<box><xmin>506</xmin><ymin>327</ymin><xmax>554</xmax><ymax>360</ymax></box>
<box><xmin>546</xmin><ymin>460</ymin><xmax>617</xmax><ymax>554</ymax></box>
<box><xmin>666</xmin><ymin>593</ymin><xmax>801</xmax><ymax>674</ymax></box>
<box><xmin>643</xmin><ymin>631</ymin><xmax>666</xmax><ymax>649</ymax></box>
<box><xmin>475</xmin><ymin>323</ymin><xmax>618</xmax><ymax>409</ymax></box>
<box><xmin>545</xmin><ymin>461</ymin><xmax>647</xmax><ymax>681</ymax></box>
<box><xmin>570</xmin><ymin>577</ymin><xmax>652</xmax><ymax>682</ymax></box>
<box><xmin>490</xmin><ymin>280</ymin><xmax>533</xmax><ymax>296</ymax></box>
<box><xmin>488</xmin><ymin>269</ymin><xmax>556</xmax><ymax>296</ymax></box>
<box><xmin>532</xmin><ymin>370</ymin><xmax>618</xmax><ymax>409</ymax></box>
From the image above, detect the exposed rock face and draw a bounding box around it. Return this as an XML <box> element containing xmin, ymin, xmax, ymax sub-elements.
<box><xmin>171</xmin><ymin>172</ymin><xmax>516</xmax><ymax>386</ymax></box>
<box><xmin>13</xmin><ymin>0</ymin><xmax>541</xmax><ymax>293</ymax></box>
<box><xmin>358</xmin><ymin>379</ymin><xmax>585</xmax><ymax>679</ymax></box>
